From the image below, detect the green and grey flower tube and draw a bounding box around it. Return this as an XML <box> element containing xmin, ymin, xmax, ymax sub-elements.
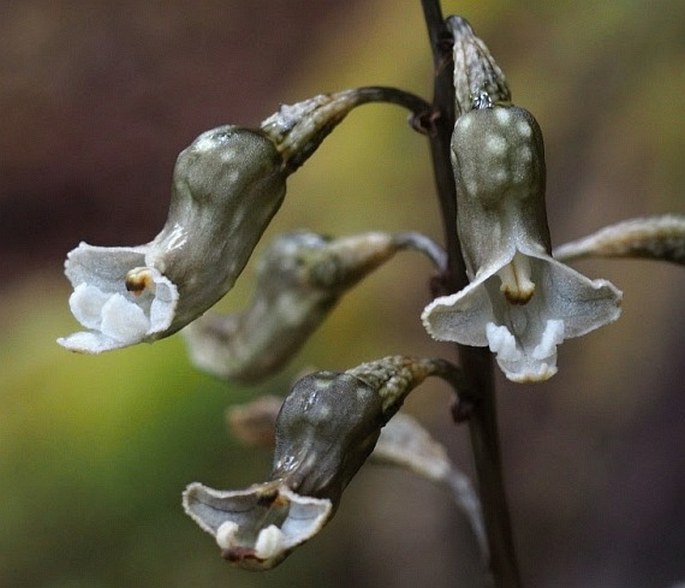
<box><xmin>422</xmin><ymin>105</ymin><xmax>622</xmax><ymax>382</ymax></box>
<box><xmin>183</xmin><ymin>356</ymin><xmax>466</xmax><ymax>569</ymax></box>
<box><xmin>58</xmin><ymin>87</ymin><xmax>430</xmax><ymax>353</ymax></box>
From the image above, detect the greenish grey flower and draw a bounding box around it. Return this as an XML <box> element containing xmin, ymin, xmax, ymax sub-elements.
<box><xmin>183</xmin><ymin>230</ymin><xmax>445</xmax><ymax>382</ymax></box>
<box><xmin>58</xmin><ymin>126</ymin><xmax>286</xmax><ymax>353</ymax></box>
<box><xmin>58</xmin><ymin>88</ymin><xmax>430</xmax><ymax>354</ymax></box>
<box><xmin>422</xmin><ymin>105</ymin><xmax>622</xmax><ymax>382</ymax></box>
<box><xmin>183</xmin><ymin>356</ymin><xmax>466</xmax><ymax>569</ymax></box>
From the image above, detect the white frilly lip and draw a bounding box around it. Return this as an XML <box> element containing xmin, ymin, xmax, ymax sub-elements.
<box><xmin>422</xmin><ymin>246</ymin><xmax>622</xmax><ymax>383</ymax></box>
<box><xmin>183</xmin><ymin>481</ymin><xmax>332</xmax><ymax>570</ymax></box>
<box><xmin>57</xmin><ymin>242</ymin><xmax>179</xmax><ymax>353</ymax></box>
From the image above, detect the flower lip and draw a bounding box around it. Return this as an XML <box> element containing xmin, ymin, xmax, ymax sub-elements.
<box><xmin>422</xmin><ymin>246</ymin><xmax>622</xmax><ymax>383</ymax></box>
<box><xmin>57</xmin><ymin>242</ymin><xmax>179</xmax><ymax>353</ymax></box>
<box><xmin>183</xmin><ymin>482</ymin><xmax>332</xmax><ymax>571</ymax></box>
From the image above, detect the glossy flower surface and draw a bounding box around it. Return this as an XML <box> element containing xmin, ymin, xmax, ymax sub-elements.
<box><xmin>184</xmin><ymin>356</ymin><xmax>462</xmax><ymax>568</ymax></box>
<box><xmin>58</xmin><ymin>126</ymin><xmax>286</xmax><ymax>353</ymax></box>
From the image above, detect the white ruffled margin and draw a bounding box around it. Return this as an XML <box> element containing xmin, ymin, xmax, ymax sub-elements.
<box><xmin>57</xmin><ymin>242</ymin><xmax>179</xmax><ymax>353</ymax></box>
<box><xmin>422</xmin><ymin>247</ymin><xmax>622</xmax><ymax>383</ymax></box>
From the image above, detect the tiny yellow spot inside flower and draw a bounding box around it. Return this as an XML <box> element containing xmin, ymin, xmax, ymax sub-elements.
<box><xmin>497</xmin><ymin>253</ymin><xmax>535</xmax><ymax>304</ymax></box>
<box><xmin>125</xmin><ymin>267</ymin><xmax>155</xmax><ymax>297</ymax></box>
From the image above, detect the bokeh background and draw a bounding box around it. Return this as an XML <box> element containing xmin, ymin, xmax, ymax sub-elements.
<box><xmin>1</xmin><ymin>1</ymin><xmax>684</xmax><ymax>587</ymax></box>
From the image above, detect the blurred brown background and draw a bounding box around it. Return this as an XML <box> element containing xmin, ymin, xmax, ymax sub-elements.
<box><xmin>1</xmin><ymin>1</ymin><xmax>684</xmax><ymax>587</ymax></box>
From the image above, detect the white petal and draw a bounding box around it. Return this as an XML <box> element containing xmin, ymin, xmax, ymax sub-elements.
<box><xmin>99</xmin><ymin>294</ymin><xmax>151</xmax><ymax>343</ymax></box>
<box><xmin>532</xmin><ymin>319</ymin><xmax>564</xmax><ymax>360</ymax></box>
<box><xmin>485</xmin><ymin>322</ymin><xmax>520</xmax><ymax>362</ymax></box>
<box><xmin>64</xmin><ymin>242</ymin><xmax>148</xmax><ymax>293</ymax></box>
<box><xmin>421</xmin><ymin>275</ymin><xmax>497</xmax><ymax>348</ymax></box>
<box><xmin>508</xmin><ymin>361</ymin><xmax>557</xmax><ymax>383</ymax></box>
<box><xmin>56</xmin><ymin>331</ymin><xmax>124</xmax><ymax>353</ymax></box>
<box><xmin>215</xmin><ymin>521</ymin><xmax>239</xmax><ymax>550</ymax></box>
<box><xmin>486</xmin><ymin>320</ymin><xmax>561</xmax><ymax>382</ymax></box>
<box><xmin>423</xmin><ymin>248</ymin><xmax>621</xmax><ymax>383</ymax></box>
<box><xmin>145</xmin><ymin>274</ymin><xmax>178</xmax><ymax>334</ymax></box>
<box><xmin>254</xmin><ymin>525</ymin><xmax>287</xmax><ymax>560</ymax></box>
<box><xmin>59</xmin><ymin>242</ymin><xmax>180</xmax><ymax>352</ymax></box>
<box><xmin>520</xmin><ymin>248</ymin><xmax>622</xmax><ymax>338</ymax></box>
<box><xmin>183</xmin><ymin>482</ymin><xmax>332</xmax><ymax>570</ymax></box>
<box><xmin>69</xmin><ymin>284</ymin><xmax>111</xmax><ymax>330</ymax></box>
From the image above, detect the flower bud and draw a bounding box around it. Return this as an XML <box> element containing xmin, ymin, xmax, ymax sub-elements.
<box><xmin>554</xmin><ymin>214</ymin><xmax>685</xmax><ymax>265</ymax></box>
<box><xmin>447</xmin><ymin>15</ymin><xmax>510</xmax><ymax>115</ymax></box>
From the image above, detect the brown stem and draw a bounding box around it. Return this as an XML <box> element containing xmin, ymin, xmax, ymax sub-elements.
<box><xmin>419</xmin><ymin>1</ymin><xmax>522</xmax><ymax>586</ymax></box>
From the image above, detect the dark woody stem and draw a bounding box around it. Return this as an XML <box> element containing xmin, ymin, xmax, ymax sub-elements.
<box><xmin>419</xmin><ymin>1</ymin><xmax>522</xmax><ymax>586</ymax></box>
<box><xmin>354</xmin><ymin>86</ymin><xmax>433</xmax><ymax>119</ymax></box>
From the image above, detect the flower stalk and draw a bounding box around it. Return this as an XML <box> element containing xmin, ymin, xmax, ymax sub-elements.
<box><xmin>420</xmin><ymin>2</ymin><xmax>522</xmax><ymax>585</ymax></box>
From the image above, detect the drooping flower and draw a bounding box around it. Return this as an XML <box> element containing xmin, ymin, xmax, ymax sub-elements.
<box><xmin>58</xmin><ymin>126</ymin><xmax>287</xmax><ymax>353</ymax></box>
<box><xmin>183</xmin><ymin>356</ymin><xmax>467</xmax><ymax>569</ymax></box>
<box><xmin>422</xmin><ymin>105</ymin><xmax>622</xmax><ymax>382</ymax></box>
<box><xmin>223</xmin><ymin>395</ymin><xmax>489</xmax><ymax>566</ymax></box>
<box><xmin>58</xmin><ymin>88</ymin><xmax>431</xmax><ymax>354</ymax></box>
<box><xmin>182</xmin><ymin>230</ymin><xmax>446</xmax><ymax>382</ymax></box>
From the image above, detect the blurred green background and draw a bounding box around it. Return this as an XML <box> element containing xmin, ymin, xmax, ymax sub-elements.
<box><xmin>1</xmin><ymin>1</ymin><xmax>684</xmax><ymax>587</ymax></box>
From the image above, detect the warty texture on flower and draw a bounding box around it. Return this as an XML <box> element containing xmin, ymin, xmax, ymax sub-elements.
<box><xmin>58</xmin><ymin>126</ymin><xmax>287</xmax><ymax>353</ymax></box>
<box><xmin>183</xmin><ymin>356</ymin><xmax>465</xmax><ymax>569</ymax></box>
<box><xmin>422</xmin><ymin>105</ymin><xmax>622</xmax><ymax>382</ymax></box>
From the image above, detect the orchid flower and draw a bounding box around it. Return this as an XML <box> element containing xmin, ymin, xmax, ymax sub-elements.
<box><xmin>422</xmin><ymin>105</ymin><xmax>622</xmax><ymax>382</ymax></box>
<box><xmin>58</xmin><ymin>126</ymin><xmax>287</xmax><ymax>353</ymax></box>
<box><xmin>182</xmin><ymin>230</ymin><xmax>445</xmax><ymax>382</ymax></box>
<box><xmin>225</xmin><ymin>396</ymin><xmax>489</xmax><ymax>567</ymax></box>
<box><xmin>58</xmin><ymin>88</ymin><xmax>430</xmax><ymax>354</ymax></box>
<box><xmin>183</xmin><ymin>356</ymin><xmax>468</xmax><ymax>569</ymax></box>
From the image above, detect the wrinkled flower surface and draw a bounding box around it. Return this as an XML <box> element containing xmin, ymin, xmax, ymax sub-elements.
<box><xmin>422</xmin><ymin>105</ymin><xmax>622</xmax><ymax>382</ymax></box>
<box><xmin>58</xmin><ymin>126</ymin><xmax>286</xmax><ymax>353</ymax></box>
